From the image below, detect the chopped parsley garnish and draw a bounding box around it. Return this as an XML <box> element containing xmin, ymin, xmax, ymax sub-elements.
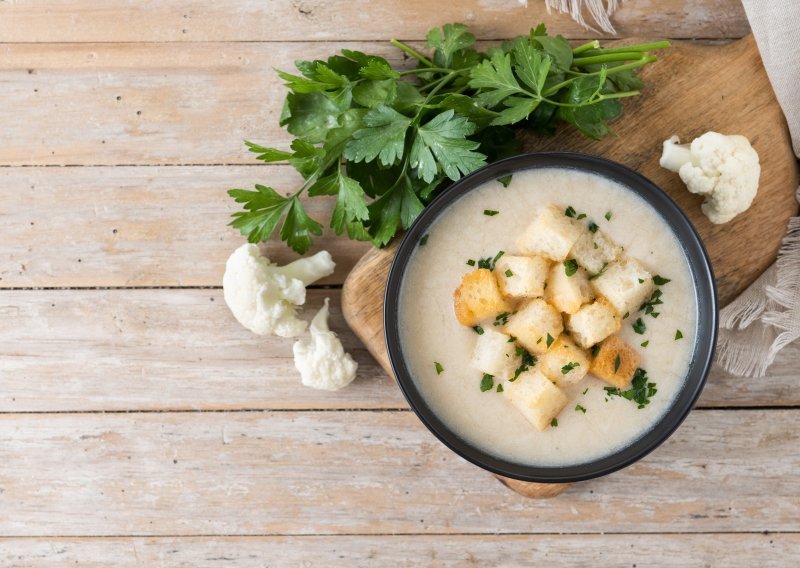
<box><xmin>604</xmin><ymin>368</ymin><xmax>657</xmax><ymax>408</ymax></box>
<box><xmin>472</xmin><ymin>326</ymin><xmax>484</xmax><ymax>335</ymax></box>
<box><xmin>435</xmin><ymin>362</ymin><xmax>444</xmax><ymax>375</ymax></box>
<box><xmin>561</xmin><ymin>361</ymin><xmax>580</xmax><ymax>374</ymax></box>
<box><xmin>419</xmin><ymin>234</ymin><xmax>429</xmax><ymax>246</ymax></box>
<box><xmin>508</xmin><ymin>335</ymin><xmax>517</xmax><ymax>343</ymax></box>
<box><xmin>576</xmin><ymin>213</ymin><xmax>587</xmax><ymax>220</ymax></box>
<box><xmin>536</xmin><ymin>337</ymin><xmax>543</xmax><ymax>344</ymax></box>
<box><xmin>653</xmin><ymin>275</ymin><xmax>671</xmax><ymax>286</ymax></box>
<box><xmin>504</xmin><ymin>269</ymin><xmax>514</xmax><ymax>277</ymax></box>
<box><xmin>637</xmin><ymin>278</ymin><xmax>644</xmax><ymax>284</ymax></box>
<box><xmin>550</xmin><ymin>418</ymin><xmax>558</xmax><ymax>427</ymax></box>
<box><xmin>675</xmin><ymin>329</ymin><xmax>684</xmax><ymax>340</ymax></box>
<box><xmin>480</xmin><ymin>373</ymin><xmax>494</xmax><ymax>392</ymax></box>
<box><xmin>593</xmin><ymin>242</ymin><xmax>599</xmax><ymax>249</ymax></box>
<box><xmin>466</xmin><ymin>259</ymin><xmax>476</xmax><ymax>266</ymax></box>
<box><xmin>575</xmin><ymin>404</ymin><xmax>587</xmax><ymax>414</ymax></box>
<box><xmin>641</xmin><ymin>340</ymin><xmax>649</xmax><ymax>348</ymax></box>
<box><xmin>588</xmin><ymin>222</ymin><xmax>599</xmax><ymax>233</ymax></box>
<box><xmin>632</xmin><ymin>318</ymin><xmax>646</xmax><ymax>335</ymax></box>
<box><xmin>563</xmin><ymin>259</ymin><xmax>578</xmax><ymax>277</ymax></box>
<box><xmin>497</xmin><ymin>175</ymin><xmax>512</xmax><ymax>188</ymax></box>
<box><xmin>493</xmin><ymin>311</ymin><xmax>511</xmax><ymax>326</ymax></box>
<box><xmin>605</xmin><ymin>211</ymin><xmax>613</xmax><ymax>221</ymax></box>
<box><xmin>613</xmin><ymin>354</ymin><xmax>621</xmax><ymax>374</ymax></box>
<box><xmin>565</xmin><ymin>206</ymin><xmax>577</xmax><ymax>218</ymax></box>
<box><xmin>582</xmin><ymin>387</ymin><xmax>589</xmax><ymax>395</ymax></box>
<box><xmin>640</xmin><ymin>289</ymin><xmax>664</xmax><ymax>317</ymax></box>
<box><xmin>623</xmin><ymin>311</ymin><xmax>629</xmax><ymax>319</ymax></box>
<box><xmin>483</xmin><ymin>209</ymin><xmax>499</xmax><ymax>216</ymax></box>
<box><xmin>546</xmin><ymin>333</ymin><xmax>555</xmax><ymax>348</ymax></box>
<box><xmin>588</xmin><ymin>262</ymin><xmax>608</xmax><ymax>280</ymax></box>
<box><xmin>496</xmin><ymin>383</ymin><xmax>504</xmax><ymax>393</ymax></box>
<box><xmin>591</xmin><ymin>344</ymin><xmax>601</xmax><ymax>357</ymax></box>
<box><xmin>511</xmin><ymin>347</ymin><xmax>537</xmax><ymax>381</ymax></box>
<box><xmin>477</xmin><ymin>250</ymin><xmax>505</xmax><ymax>270</ymax></box>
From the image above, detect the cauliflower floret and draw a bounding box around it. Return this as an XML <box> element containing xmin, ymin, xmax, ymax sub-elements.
<box><xmin>293</xmin><ymin>298</ymin><xmax>358</xmax><ymax>391</ymax></box>
<box><xmin>659</xmin><ymin>132</ymin><xmax>760</xmax><ymax>224</ymax></box>
<box><xmin>223</xmin><ymin>244</ymin><xmax>335</xmax><ymax>337</ymax></box>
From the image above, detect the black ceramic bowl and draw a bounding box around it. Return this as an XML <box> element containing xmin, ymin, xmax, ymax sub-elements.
<box><xmin>384</xmin><ymin>152</ymin><xmax>718</xmax><ymax>484</ymax></box>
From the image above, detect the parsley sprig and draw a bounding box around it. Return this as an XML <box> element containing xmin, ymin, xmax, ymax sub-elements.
<box><xmin>604</xmin><ymin>368</ymin><xmax>658</xmax><ymax>409</ymax></box>
<box><xmin>229</xmin><ymin>23</ymin><xmax>667</xmax><ymax>253</ymax></box>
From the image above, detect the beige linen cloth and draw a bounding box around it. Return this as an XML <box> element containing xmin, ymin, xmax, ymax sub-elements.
<box><xmin>542</xmin><ymin>0</ymin><xmax>800</xmax><ymax>377</ymax></box>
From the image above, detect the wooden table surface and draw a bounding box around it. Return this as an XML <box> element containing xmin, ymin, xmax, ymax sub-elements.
<box><xmin>2</xmin><ymin>1</ymin><xmax>799</xmax><ymax>566</ymax></box>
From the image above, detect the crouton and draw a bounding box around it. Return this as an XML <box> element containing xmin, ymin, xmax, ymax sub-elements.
<box><xmin>453</xmin><ymin>269</ymin><xmax>512</xmax><ymax>326</ymax></box>
<box><xmin>591</xmin><ymin>258</ymin><xmax>655</xmax><ymax>316</ymax></box>
<box><xmin>502</xmin><ymin>298</ymin><xmax>563</xmax><ymax>355</ymax></box>
<box><xmin>570</xmin><ymin>227</ymin><xmax>623</xmax><ymax>274</ymax></box>
<box><xmin>545</xmin><ymin>261</ymin><xmax>595</xmax><ymax>314</ymax></box>
<box><xmin>471</xmin><ymin>328</ymin><xmax>517</xmax><ymax>379</ymax></box>
<box><xmin>567</xmin><ymin>297</ymin><xmax>621</xmax><ymax>349</ymax></box>
<box><xmin>503</xmin><ymin>369</ymin><xmax>568</xmax><ymax>431</ymax></box>
<box><xmin>516</xmin><ymin>205</ymin><xmax>584</xmax><ymax>261</ymax></box>
<box><xmin>590</xmin><ymin>335</ymin><xmax>640</xmax><ymax>388</ymax></box>
<box><xmin>538</xmin><ymin>336</ymin><xmax>591</xmax><ymax>387</ymax></box>
<box><xmin>493</xmin><ymin>254</ymin><xmax>550</xmax><ymax>299</ymax></box>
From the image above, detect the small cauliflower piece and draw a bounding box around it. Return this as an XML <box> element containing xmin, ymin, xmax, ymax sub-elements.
<box><xmin>570</xmin><ymin>227</ymin><xmax>622</xmax><ymax>275</ymax></box>
<box><xmin>567</xmin><ymin>297</ymin><xmax>621</xmax><ymax>349</ymax></box>
<box><xmin>545</xmin><ymin>261</ymin><xmax>594</xmax><ymax>314</ymax></box>
<box><xmin>590</xmin><ymin>335</ymin><xmax>639</xmax><ymax>389</ymax></box>
<box><xmin>503</xmin><ymin>298</ymin><xmax>563</xmax><ymax>355</ymax></box>
<box><xmin>503</xmin><ymin>369</ymin><xmax>568</xmax><ymax>432</ymax></box>
<box><xmin>516</xmin><ymin>205</ymin><xmax>584</xmax><ymax>261</ymax></box>
<box><xmin>223</xmin><ymin>244</ymin><xmax>335</xmax><ymax>337</ymax></box>
<box><xmin>591</xmin><ymin>258</ymin><xmax>655</xmax><ymax>316</ymax></box>
<box><xmin>660</xmin><ymin>132</ymin><xmax>760</xmax><ymax>224</ymax></box>
<box><xmin>471</xmin><ymin>328</ymin><xmax>517</xmax><ymax>379</ymax></box>
<box><xmin>538</xmin><ymin>336</ymin><xmax>591</xmax><ymax>387</ymax></box>
<box><xmin>453</xmin><ymin>268</ymin><xmax>513</xmax><ymax>326</ymax></box>
<box><xmin>493</xmin><ymin>254</ymin><xmax>550</xmax><ymax>299</ymax></box>
<box><xmin>292</xmin><ymin>298</ymin><xmax>358</xmax><ymax>391</ymax></box>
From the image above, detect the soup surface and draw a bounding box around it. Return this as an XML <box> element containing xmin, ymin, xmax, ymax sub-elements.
<box><xmin>398</xmin><ymin>167</ymin><xmax>698</xmax><ymax>467</ymax></box>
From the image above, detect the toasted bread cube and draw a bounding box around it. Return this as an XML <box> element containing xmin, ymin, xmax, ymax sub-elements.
<box><xmin>567</xmin><ymin>297</ymin><xmax>621</xmax><ymax>349</ymax></box>
<box><xmin>516</xmin><ymin>205</ymin><xmax>584</xmax><ymax>261</ymax></box>
<box><xmin>539</xmin><ymin>336</ymin><xmax>591</xmax><ymax>387</ymax></box>
<box><xmin>591</xmin><ymin>258</ymin><xmax>655</xmax><ymax>316</ymax></box>
<box><xmin>503</xmin><ymin>298</ymin><xmax>563</xmax><ymax>355</ymax></box>
<box><xmin>471</xmin><ymin>328</ymin><xmax>517</xmax><ymax>379</ymax></box>
<box><xmin>590</xmin><ymin>335</ymin><xmax>640</xmax><ymax>389</ymax></box>
<box><xmin>503</xmin><ymin>369</ymin><xmax>568</xmax><ymax>431</ymax></box>
<box><xmin>453</xmin><ymin>269</ymin><xmax>513</xmax><ymax>326</ymax></box>
<box><xmin>493</xmin><ymin>254</ymin><xmax>550</xmax><ymax>299</ymax></box>
<box><xmin>545</xmin><ymin>262</ymin><xmax>595</xmax><ymax>314</ymax></box>
<box><xmin>571</xmin><ymin>228</ymin><xmax>623</xmax><ymax>274</ymax></box>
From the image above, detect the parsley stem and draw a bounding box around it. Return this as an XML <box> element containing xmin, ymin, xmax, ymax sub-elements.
<box><xmin>573</xmin><ymin>52</ymin><xmax>649</xmax><ymax>66</ymax></box>
<box><xmin>547</xmin><ymin>56</ymin><xmax>657</xmax><ymax>92</ymax></box>
<box><xmin>581</xmin><ymin>41</ymin><xmax>671</xmax><ymax>55</ymax></box>
<box><xmin>399</xmin><ymin>67</ymin><xmax>455</xmax><ymax>75</ymax></box>
<box><xmin>390</xmin><ymin>39</ymin><xmax>434</xmax><ymax>67</ymax></box>
<box><xmin>572</xmin><ymin>40</ymin><xmax>600</xmax><ymax>55</ymax></box>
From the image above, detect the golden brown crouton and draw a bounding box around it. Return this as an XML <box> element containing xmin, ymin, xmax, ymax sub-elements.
<box><xmin>453</xmin><ymin>269</ymin><xmax>512</xmax><ymax>326</ymax></box>
<box><xmin>590</xmin><ymin>335</ymin><xmax>640</xmax><ymax>389</ymax></box>
<box><xmin>502</xmin><ymin>298</ymin><xmax>563</xmax><ymax>355</ymax></box>
<box><xmin>539</xmin><ymin>336</ymin><xmax>591</xmax><ymax>387</ymax></box>
<box><xmin>503</xmin><ymin>369</ymin><xmax>568</xmax><ymax>431</ymax></box>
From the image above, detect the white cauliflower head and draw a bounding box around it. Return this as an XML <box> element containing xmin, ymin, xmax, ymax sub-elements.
<box><xmin>293</xmin><ymin>298</ymin><xmax>358</xmax><ymax>391</ymax></box>
<box><xmin>223</xmin><ymin>244</ymin><xmax>335</xmax><ymax>337</ymax></box>
<box><xmin>659</xmin><ymin>132</ymin><xmax>760</xmax><ymax>224</ymax></box>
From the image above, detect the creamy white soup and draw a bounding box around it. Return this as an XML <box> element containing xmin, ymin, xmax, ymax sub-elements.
<box><xmin>398</xmin><ymin>167</ymin><xmax>698</xmax><ymax>467</ymax></box>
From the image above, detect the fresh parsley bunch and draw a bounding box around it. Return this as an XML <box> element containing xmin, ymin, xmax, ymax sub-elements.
<box><xmin>229</xmin><ymin>23</ymin><xmax>668</xmax><ymax>253</ymax></box>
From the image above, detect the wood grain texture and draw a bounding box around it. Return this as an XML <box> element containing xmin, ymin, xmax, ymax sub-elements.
<box><xmin>0</xmin><ymin>410</ymin><xmax>798</xmax><ymax>536</ymax></box>
<box><xmin>1</xmin><ymin>534</ymin><xmax>797</xmax><ymax>567</ymax></box>
<box><xmin>0</xmin><ymin>0</ymin><xmax>749</xmax><ymax>42</ymax></box>
<box><xmin>2</xmin><ymin>288</ymin><xmax>797</xmax><ymax>413</ymax></box>
<box><xmin>0</xmin><ymin>166</ymin><xmax>369</xmax><ymax>288</ymax></box>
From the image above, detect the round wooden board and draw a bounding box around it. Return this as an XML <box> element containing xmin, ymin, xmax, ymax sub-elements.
<box><xmin>342</xmin><ymin>35</ymin><xmax>799</xmax><ymax>498</ymax></box>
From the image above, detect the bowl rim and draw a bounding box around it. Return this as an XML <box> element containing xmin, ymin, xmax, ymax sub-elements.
<box><xmin>383</xmin><ymin>152</ymin><xmax>719</xmax><ymax>484</ymax></box>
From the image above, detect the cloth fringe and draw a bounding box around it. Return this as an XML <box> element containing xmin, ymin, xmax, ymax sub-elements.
<box><xmin>716</xmin><ymin>186</ymin><xmax>800</xmax><ymax>377</ymax></box>
<box><xmin>544</xmin><ymin>0</ymin><xmax>620</xmax><ymax>34</ymax></box>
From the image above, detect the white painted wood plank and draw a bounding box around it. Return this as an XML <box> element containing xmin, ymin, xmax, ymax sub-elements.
<box><xmin>0</xmin><ymin>534</ymin><xmax>797</xmax><ymax>567</ymax></box>
<box><xmin>0</xmin><ymin>288</ymin><xmax>797</xmax><ymax>412</ymax></box>
<box><xmin>0</xmin><ymin>166</ymin><xmax>369</xmax><ymax>288</ymax></box>
<box><xmin>0</xmin><ymin>0</ymin><xmax>749</xmax><ymax>42</ymax></box>
<box><xmin>0</xmin><ymin>410</ymin><xmax>797</xmax><ymax>536</ymax></box>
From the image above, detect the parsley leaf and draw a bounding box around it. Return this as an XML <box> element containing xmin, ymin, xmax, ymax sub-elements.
<box><xmin>480</xmin><ymin>373</ymin><xmax>494</xmax><ymax>392</ymax></box>
<box><xmin>604</xmin><ymin>368</ymin><xmax>657</xmax><ymax>408</ymax></box>
<box><xmin>410</xmin><ymin>109</ymin><xmax>487</xmax><ymax>182</ymax></box>
<box><xmin>344</xmin><ymin>104</ymin><xmax>411</xmax><ymax>166</ymax></box>
<box><xmin>427</xmin><ymin>23</ymin><xmax>476</xmax><ymax>68</ymax></box>
<box><xmin>564</xmin><ymin>259</ymin><xmax>579</xmax><ymax>277</ymax></box>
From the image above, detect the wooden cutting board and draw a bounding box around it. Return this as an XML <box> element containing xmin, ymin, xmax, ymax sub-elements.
<box><xmin>342</xmin><ymin>35</ymin><xmax>799</xmax><ymax>497</ymax></box>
